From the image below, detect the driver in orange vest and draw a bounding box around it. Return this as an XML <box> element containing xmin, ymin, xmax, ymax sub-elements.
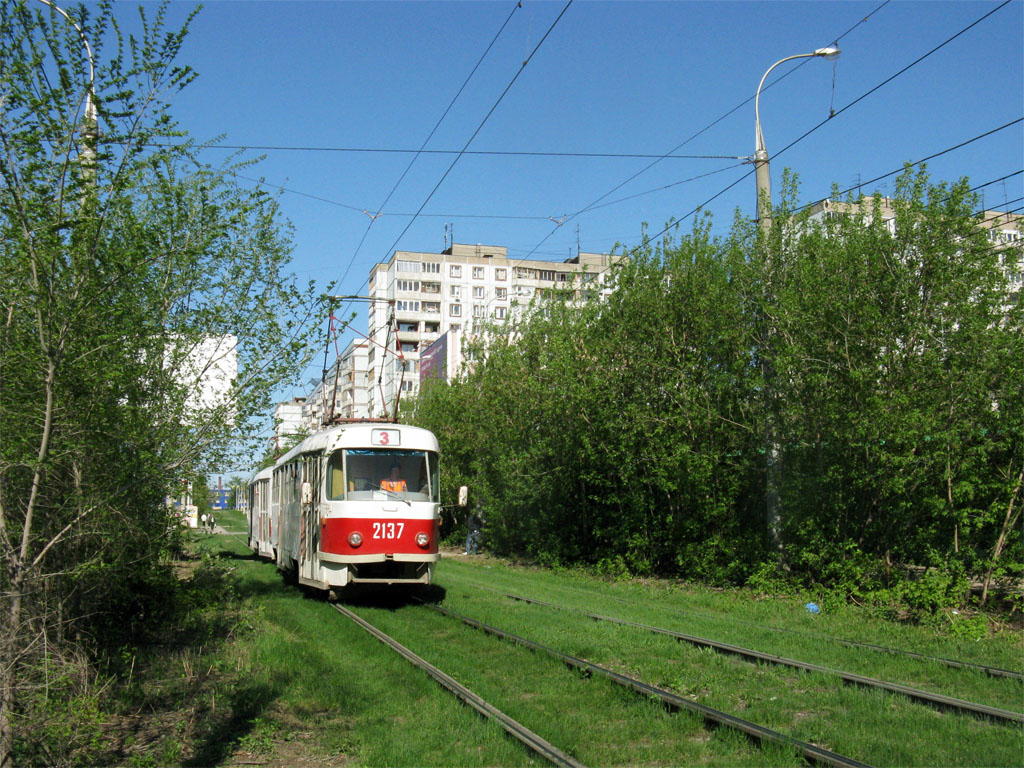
<box><xmin>381</xmin><ymin>464</ymin><xmax>407</xmax><ymax>493</ymax></box>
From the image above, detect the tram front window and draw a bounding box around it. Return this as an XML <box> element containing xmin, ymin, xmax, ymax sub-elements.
<box><xmin>330</xmin><ymin>449</ymin><xmax>439</xmax><ymax>502</ymax></box>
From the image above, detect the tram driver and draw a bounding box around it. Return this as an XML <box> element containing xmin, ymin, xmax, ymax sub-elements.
<box><xmin>380</xmin><ymin>463</ymin><xmax>408</xmax><ymax>494</ymax></box>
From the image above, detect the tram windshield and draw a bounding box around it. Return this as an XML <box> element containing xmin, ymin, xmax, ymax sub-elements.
<box><xmin>327</xmin><ymin>449</ymin><xmax>439</xmax><ymax>503</ymax></box>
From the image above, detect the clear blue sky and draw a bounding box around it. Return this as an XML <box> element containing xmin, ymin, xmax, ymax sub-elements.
<box><xmin>105</xmin><ymin>0</ymin><xmax>1024</xmax><ymax>432</ymax></box>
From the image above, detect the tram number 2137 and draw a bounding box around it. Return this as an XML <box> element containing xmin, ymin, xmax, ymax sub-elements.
<box><xmin>372</xmin><ymin>521</ymin><xmax>405</xmax><ymax>540</ymax></box>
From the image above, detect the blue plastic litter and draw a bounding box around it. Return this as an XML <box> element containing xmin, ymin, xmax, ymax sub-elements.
<box><xmin>805</xmin><ymin>602</ymin><xmax>820</xmax><ymax>614</ymax></box>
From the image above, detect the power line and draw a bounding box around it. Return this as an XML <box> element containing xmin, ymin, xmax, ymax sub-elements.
<box><xmin>513</xmin><ymin>0</ymin><xmax>893</xmax><ymax>265</ymax></box>
<box><xmin>767</xmin><ymin>0</ymin><xmax>1016</xmax><ymax>181</ymax></box>
<box><xmin>336</xmin><ymin>0</ymin><xmax>524</xmax><ymax>295</ymax></box>
<box><xmin>327</xmin><ymin>0</ymin><xmax>575</xmax><ymax>338</ymax></box>
<box><xmin>159</xmin><ymin>142</ymin><xmax>745</xmax><ymax>161</ymax></box>
<box><xmin>794</xmin><ymin>122</ymin><xmax>1023</xmax><ymax>216</ymax></box>
<box><xmin>378</xmin><ymin>0</ymin><xmax>574</xmax><ymax>265</ymax></box>
<box><xmin>625</xmin><ymin>1</ymin><xmax>1019</xmax><ymax>255</ymax></box>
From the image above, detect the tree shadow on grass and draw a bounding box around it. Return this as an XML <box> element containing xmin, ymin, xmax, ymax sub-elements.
<box><xmin>183</xmin><ymin>679</ymin><xmax>287</xmax><ymax>767</ymax></box>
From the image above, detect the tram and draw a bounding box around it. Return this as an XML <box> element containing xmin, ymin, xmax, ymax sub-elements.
<box><xmin>245</xmin><ymin>466</ymin><xmax>275</xmax><ymax>559</ymax></box>
<box><xmin>249</xmin><ymin>422</ymin><xmax>452</xmax><ymax>592</ymax></box>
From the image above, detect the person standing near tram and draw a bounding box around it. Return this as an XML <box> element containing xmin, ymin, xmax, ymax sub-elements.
<box><xmin>465</xmin><ymin>510</ymin><xmax>483</xmax><ymax>555</ymax></box>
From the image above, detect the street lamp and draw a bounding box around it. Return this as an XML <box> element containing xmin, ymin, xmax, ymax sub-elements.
<box><xmin>754</xmin><ymin>47</ymin><xmax>840</xmax><ymax>232</ymax></box>
<box><xmin>35</xmin><ymin>0</ymin><xmax>97</xmax><ymax>172</ymax></box>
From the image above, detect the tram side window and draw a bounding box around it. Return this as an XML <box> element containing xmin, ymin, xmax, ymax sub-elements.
<box><xmin>327</xmin><ymin>451</ymin><xmax>345</xmax><ymax>500</ymax></box>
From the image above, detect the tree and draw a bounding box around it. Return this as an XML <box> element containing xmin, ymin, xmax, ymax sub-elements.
<box><xmin>0</xmin><ymin>3</ymin><xmax>319</xmax><ymax>763</ymax></box>
<box><xmin>410</xmin><ymin>169</ymin><xmax>1021</xmax><ymax>607</ymax></box>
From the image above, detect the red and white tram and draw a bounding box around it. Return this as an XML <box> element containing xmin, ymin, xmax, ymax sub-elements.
<box><xmin>248</xmin><ymin>422</ymin><xmax>444</xmax><ymax>591</ymax></box>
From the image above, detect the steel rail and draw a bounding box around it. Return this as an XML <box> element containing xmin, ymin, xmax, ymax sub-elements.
<box><xmin>450</xmin><ymin>572</ymin><xmax>1024</xmax><ymax>681</ymax></box>
<box><xmin>422</xmin><ymin>602</ymin><xmax>875</xmax><ymax>768</ymax></box>
<box><xmin>332</xmin><ymin>603</ymin><xmax>587</xmax><ymax>768</ymax></box>
<box><xmin>505</xmin><ymin>593</ymin><xmax>1024</xmax><ymax>726</ymax></box>
<box><xmin>533</xmin><ymin>582</ymin><xmax>1024</xmax><ymax>682</ymax></box>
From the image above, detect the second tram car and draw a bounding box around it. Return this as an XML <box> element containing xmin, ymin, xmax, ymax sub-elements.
<box><xmin>248</xmin><ymin>422</ymin><xmax>444</xmax><ymax>591</ymax></box>
<box><xmin>246</xmin><ymin>467</ymin><xmax>275</xmax><ymax>559</ymax></box>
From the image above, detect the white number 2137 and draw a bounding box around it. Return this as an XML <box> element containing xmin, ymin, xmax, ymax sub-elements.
<box><xmin>372</xmin><ymin>522</ymin><xmax>405</xmax><ymax>540</ymax></box>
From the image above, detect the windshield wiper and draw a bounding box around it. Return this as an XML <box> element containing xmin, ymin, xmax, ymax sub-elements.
<box><xmin>374</xmin><ymin>484</ymin><xmax>411</xmax><ymax>506</ymax></box>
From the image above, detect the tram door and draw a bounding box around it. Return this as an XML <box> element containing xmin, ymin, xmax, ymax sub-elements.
<box><xmin>299</xmin><ymin>454</ymin><xmax>321</xmax><ymax>583</ymax></box>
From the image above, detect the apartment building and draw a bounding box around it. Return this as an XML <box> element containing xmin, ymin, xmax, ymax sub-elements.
<box><xmin>805</xmin><ymin>199</ymin><xmax>1023</xmax><ymax>294</ymax></box>
<box><xmin>303</xmin><ymin>338</ymin><xmax>370</xmax><ymax>428</ymax></box>
<box><xmin>273</xmin><ymin>396</ymin><xmax>306</xmax><ymax>442</ymax></box>
<box><xmin>364</xmin><ymin>243</ymin><xmax>621</xmax><ymax>418</ymax></box>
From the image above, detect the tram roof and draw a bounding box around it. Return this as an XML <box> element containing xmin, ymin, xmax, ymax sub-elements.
<box><xmin>248</xmin><ymin>466</ymin><xmax>273</xmax><ymax>484</ymax></box>
<box><xmin>274</xmin><ymin>422</ymin><xmax>440</xmax><ymax>468</ymax></box>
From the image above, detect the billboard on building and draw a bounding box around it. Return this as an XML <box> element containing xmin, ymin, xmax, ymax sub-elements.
<box><xmin>420</xmin><ymin>333</ymin><xmax>448</xmax><ymax>383</ymax></box>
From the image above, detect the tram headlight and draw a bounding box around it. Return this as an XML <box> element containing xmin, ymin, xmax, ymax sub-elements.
<box><xmin>348</xmin><ymin>531</ymin><xmax>363</xmax><ymax>548</ymax></box>
<box><xmin>415</xmin><ymin>532</ymin><xmax>429</xmax><ymax>548</ymax></box>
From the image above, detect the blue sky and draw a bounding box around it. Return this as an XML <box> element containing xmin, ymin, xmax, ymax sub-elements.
<box><xmin>108</xmin><ymin>0</ymin><xmax>1024</xmax><ymax>420</ymax></box>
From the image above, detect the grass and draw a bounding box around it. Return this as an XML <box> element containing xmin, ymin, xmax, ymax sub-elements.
<box><xmin>433</xmin><ymin>556</ymin><xmax>1024</xmax><ymax>768</ymax></box>
<box><xmin>106</xmin><ymin>528</ymin><xmax>1022</xmax><ymax>766</ymax></box>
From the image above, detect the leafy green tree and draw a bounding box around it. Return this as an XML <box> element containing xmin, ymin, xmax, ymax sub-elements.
<box><xmin>0</xmin><ymin>3</ymin><xmax>318</xmax><ymax>763</ymax></box>
<box><xmin>772</xmin><ymin>171</ymin><xmax>1022</xmax><ymax>599</ymax></box>
<box><xmin>411</xmin><ymin>168</ymin><xmax>1021</xmax><ymax>610</ymax></box>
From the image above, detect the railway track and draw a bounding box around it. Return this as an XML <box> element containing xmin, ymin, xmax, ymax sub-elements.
<box><xmin>448</xmin><ymin>570</ymin><xmax>1024</xmax><ymax>682</ymax></box>
<box><xmin>493</xmin><ymin>577</ymin><xmax>1024</xmax><ymax>682</ymax></box>
<box><xmin>334</xmin><ymin>600</ymin><xmax>875</xmax><ymax>768</ymax></box>
<box><xmin>333</xmin><ymin>603</ymin><xmax>586</xmax><ymax>768</ymax></box>
<box><xmin>491</xmin><ymin>590</ymin><xmax>1024</xmax><ymax>726</ymax></box>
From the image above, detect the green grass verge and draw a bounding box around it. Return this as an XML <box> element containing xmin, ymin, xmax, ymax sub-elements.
<box><xmin>107</xmin><ymin>537</ymin><xmax>1022</xmax><ymax>767</ymax></box>
<box><xmin>433</xmin><ymin>556</ymin><xmax>1024</xmax><ymax>768</ymax></box>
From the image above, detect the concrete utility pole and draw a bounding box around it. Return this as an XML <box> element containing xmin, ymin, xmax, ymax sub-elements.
<box><xmin>35</xmin><ymin>0</ymin><xmax>97</xmax><ymax>173</ymax></box>
<box><xmin>753</xmin><ymin>46</ymin><xmax>840</xmax><ymax>555</ymax></box>
<box><xmin>754</xmin><ymin>47</ymin><xmax>840</xmax><ymax>232</ymax></box>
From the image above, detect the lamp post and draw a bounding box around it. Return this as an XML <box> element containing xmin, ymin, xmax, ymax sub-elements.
<box><xmin>35</xmin><ymin>0</ymin><xmax>97</xmax><ymax>172</ymax></box>
<box><xmin>754</xmin><ymin>47</ymin><xmax>840</xmax><ymax>232</ymax></box>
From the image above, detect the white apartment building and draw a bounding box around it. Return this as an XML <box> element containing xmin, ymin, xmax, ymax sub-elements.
<box><xmin>365</xmin><ymin>243</ymin><xmax>621</xmax><ymax>417</ymax></box>
<box><xmin>806</xmin><ymin>199</ymin><xmax>1023</xmax><ymax>294</ymax></box>
<box><xmin>273</xmin><ymin>396</ymin><xmax>306</xmax><ymax>444</ymax></box>
<box><xmin>303</xmin><ymin>338</ymin><xmax>370</xmax><ymax>428</ymax></box>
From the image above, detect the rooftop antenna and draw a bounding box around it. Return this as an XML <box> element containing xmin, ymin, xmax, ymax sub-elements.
<box><xmin>576</xmin><ymin>224</ymin><xmax>581</xmax><ymax>258</ymax></box>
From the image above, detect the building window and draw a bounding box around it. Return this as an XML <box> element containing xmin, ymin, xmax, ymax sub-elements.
<box><xmin>396</xmin><ymin>260</ymin><xmax>418</xmax><ymax>273</ymax></box>
<box><xmin>515</xmin><ymin>267</ymin><xmax>537</xmax><ymax>279</ymax></box>
<box><xmin>401</xmin><ymin>380</ymin><xmax>416</xmax><ymax>393</ymax></box>
<box><xmin>472</xmin><ymin>266</ymin><xmax>485</xmax><ymax>279</ymax></box>
<box><xmin>424</xmin><ymin>322</ymin><xmax>439</xmax><ymax>334</ymax></box>
<box><xmin>396</xmin><ymin>279</ymin><xmax>419</xmax><ymax>292</ymax></box>
<box><xmin>495</xmin><ymin>268</ymin><xmax>507</xmax><ymax>281</ymax></box>
<box><xmin>449</xmin><ymin>323</ymin><xmax>461</xmax><ymax>332</ymax></box>
<box><xmin>539</xmin><ymin>270</ymin><xmax>555</xmax><ymax>281</ymax></box>
<box><xmin>396</xmin><ymin>300</ymin><xmax>420</xmax><ymax>312</ymax></box>
<box><xmin>422</xmin><ymin>281</ymin><xmax>441</xmax><ymax>294</ymax></box>
<box><xmin>495</xmin><ymin>287</ymin><xmax>507</xmax><ymax>300</ymax></box>
<box><xmin>493</xmin><ymin>306</ymin><xmax>507</xmax><ymax>319</ymax></box>
<box><xmin>423</xmin><ymin>301</ymin><xmax>440</xmax><ymax>314</ymax></box>
<box><xmin>473</xmin><ymin>304</ymin><xmax>485</xmax><ymax>318</ymax></box>
<box><xmin>557</xmin><ymin>272</ymin><xmax>569</xmax><ymax>282</ymax></box>
<box><xmin>472</xmin><ymin>285</ymin><xmax>485</xmax><ymax>299</ymax></box>
<box><xmin>449</xmin><ymin>285</ymin><xmax>461</xmax><ymax>299</ymax></box>
<box><xmin>450</xmin><ymin>265</ymin><xmax>462</xmax><ymax>278</ymax></box>
<box><xmin>450</xmin><ymin>304</ymin><xmax>461</xmax><ymax>317</ymax></box>
<box><xmin>422</xmin><ymin>261</ymin><xmax>440</xmax><ymax>274</ymax></box>
<box><xmin>516</xmin><ymin>286</ymin><xmax>534</xmax><ymax>298</ymax></box>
